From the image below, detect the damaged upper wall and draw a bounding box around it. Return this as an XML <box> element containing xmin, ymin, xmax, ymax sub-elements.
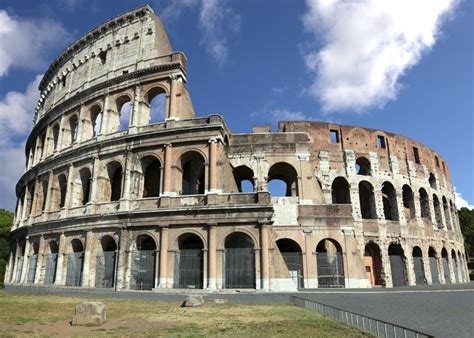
<box><xmin>34</xmin><ymin>5</ymin><xmax>188</xmax><ymax>123</ymax></box>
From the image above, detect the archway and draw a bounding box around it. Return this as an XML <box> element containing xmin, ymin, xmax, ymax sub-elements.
<box><xmin>268</xmin><ymin>162</ymin><xmax>298</xmax><ymax>197</ymax></box>
<box><xmin>382</xmin><ymin>182</ymin><xmax>399</xmax><ymax>221</ymax></box>
<box><xmin>428</xmin><ymin>247</ymin><xmax>440</xmax><ymax>285</ymax></box>
<box><xmin>44</xmin><ymin>241</ymin><xmax>59</xmax><ymax>285</ymax></box>
<box><xmin>441</xmin><ymin>248</ymin><xmax>450</xmax><ymax>284</ymax></box>
<box><xmin>388</xmin><ymin>244</ymin><xmax>407</xmax><ymax>287</ymax></box>
<box><xmin>316</xmin><ymin>239</ymin><xmax>344</xmax><ymax>288</ymax></box>
<box><xmin>419</xmin><ymin>188</ymin><xmax>430</xmax><ymax>219</ymax></box>
<box><xmin>147</xmin><ymin>87</ymin><xmax>167</xmax><ymax>123</ymax></box>
<box><xmin>66</xmin><ymin>239</ymin><xmax>84</xmax><ymax>287</ymax></box>
<box><xmin>331</xmin><ymin>177</ymin><xmax>350</xmax><ymax>204</ymax></box>
<box><xmin>27</xmin><ymin>242</ymin><xmax>39</xmax><ymax>284</ymax></box>
<box><xmin>233</xmin><ymin>165</ymin><xmax>255</xmax><ymax>192</ymax></box>
<box><xmin>364</xmin><ymin>242</ymin><xmax>383</xmax><ymax>287</ymax></box>
<box><xmin>176</xmin><ymin>234</ymin><xmax>204</xmax><ymax>289</ymax></box>
<box><xmin>355</xmin><ymin>157</ymin><xmax>371</xmax><ymax>175</ymax></box>
<box><xmin>107</xmin><ymin>162</ymin><xmax>123</xmax><ymax>201</ymax></box>
<box><xmin>359</xmin><ymin>181</ymin><xmax>376</xmax><ymax>219</ymax></box>
<box><xmin>451</xmin><ymin>249</ymin><xmax>458</xmax><ymax>283</ymax></box>
<box><xmin>180</xmin><ymin>152</ymin><xmax>205</xmax><ymax>195</ymax></box>
<box><xmin>458</xmin><ymin>250</ymin><xmax>465</xmax><ymax>283</ymax></box>
<box><xmin>412</xmin><ymin>246</ymin><xmax>426</xmax><ymax>285</ymax></box>
<box><xmin>433</xmin><ymin>195</ymin><xmax>443</xmax><ymax>229</ymax></box>
<box><xmin>141</xmin><ymin>156</ymin><xmax>161</xmax><ymax>197</ymax></box>
<box><xmin>131</xmin><ymin>235</ymin><xmax>157</xmax><ymax>290</ymax></box>
<box><xmin>276</xmin><ymin>239</ymin><xmax>303</xmax><ymax>288</ymax></box>
<box><xmin>402</xmin><ymin>185</ymin><xmax>415</xmax><ymax>219</ymax></box>
<box><xmin>95</xmin><ymin>236</ymin><xmax>117</xmax><ymax>288</ymax></box>
<box><xmin>224</xmin><ymin>232</ymin><xmax>256</xmax><ymax>289</ymax></box>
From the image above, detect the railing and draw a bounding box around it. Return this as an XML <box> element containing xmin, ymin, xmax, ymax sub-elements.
<box><xmin>290</xmin><ymin>295</ymin><xmax>433</xmax><ymax>338</ymax></box>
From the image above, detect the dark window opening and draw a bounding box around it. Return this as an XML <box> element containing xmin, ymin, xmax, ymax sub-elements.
<box><xmin>61</xmin><ymin>77</ymin><xmax>66</xmax><ymax>88</ymax></box>
<box><xmin>181</xmin><ymin>152</ymin><xmax>205</xmax><ymax>195</ymax></box>
<box><xmin>99</xmin><ymin>50</ymin><xmax>107</xmax><ymax>65</ymax></box>
<box><xmin>429</xmin><ymin>173</ymin><xmax>436</xmax><ymax>189</ymax></box>
<box><xmin>355</xmin><ymin>157</ymin><xmax>371</xmax><ymax>176</ymax></box>
<box><xmin>433</xmin><ymin>195</ymin><xmax>443</xmax><ymax>229</ymax></box>
<box><xmin>435</xmin><ymin>156</ymin><xmax>439</xmax><ymax>167</ymax></box>
<box><xmin>413</xmin><ymin>147</ymin><xmax>420</xmax><ymax>164</ymax></box>
<box><xmin>376</xmin><ymin>135</ymin><xmax>386</xmax><ymax>149</ymax></box>
<box><xmin>52</xmin><ymin>124</ymin><xmax>60</xmax><ymax>150</ymax></box>
<box><xmin>233</xmin><ymin>165</ymin><xmax>255</xmax><ymax>193</ymax></box>
<box><xmin>108</xmin><ymin>163</ymin><xmax>123</xmax><ymax>202</ymax></box>
<box><xmin>382</xmin><ymin>182</ymin><xmax>398</xmax><ymax>221</ymax></box>
<box><xmin>419</xmin><ymin>188</ymin><xmax>430</xmax><ymax>219</ymax></box>
<box><xmin>268</xmin><ymin>162</ymin><xmax>298</xmax><ymax>197</ymax></box>
<box><xmin>330</xmin><ymin>130</ymin><xmax>339</xmax><ymax>144</ymax></box>
<box><xmin>359</xmin><ymin>181</ymin><xmax>376</xmax><ymax>219</ymax></box>
<box><xmin>331</xmin><ymin>177</ymin><xmax>350</xmax><ymax>204</ymax></box>
<box><xmin>402</xmin><ymin>185</ymin><xmax>415</xmax><ymax>219</ymax></box>
<box><xmin>58</xmin><ymin>174</ymin><xmax>68</xmax><ymax>208</ymax></box>
<box><xmin>142</xmin><ymin>158</ymin><xmax>161</xmax><ymax>198</ymax></box>
<box><xmin>79</xmin><ymin>168</ymin><xmax>91</xmax><ymax>205</ymax></box>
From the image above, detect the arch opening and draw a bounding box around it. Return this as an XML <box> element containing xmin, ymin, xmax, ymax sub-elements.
<box><xmin>131</xmin><ymin>235</ymin><xmax>157</xmax><ymax>290</ymax></box>
<box><xmin>66</xmin><ymin>239</ymin><xmax>84</xmax><ymax>287</ymax></box>
<box><xmin>142</xmin><ymin>157</ymin><xmax>161</xmax><ymax>198</ymax></box>
<box><xmin>176</xmin><ymin>234</ymin><xmax>204</xmax><ymax>289</ymax></box>
<box><xmin>381</xmin><ymin>182</ymin><xmax>399</xmax><ymax>221</ymax></box>
<box><xmin>364</xmin><ymin>242</ymin><xmax>383</xmax><ymax>287</ymax></box>
<box><xmin>147</xmin><ymin>87</ymin><xmax>167</xmax><ymax>123</ymax></box>
<box><xmin>233</xmin><ymin>165</ymin><xmax>255</xmax><ymax>193</ymax></box>
<box><xmin>331</xmin><ymin>177</ymin><xmax>350</xmax><ymax>204</ymax></box>
<box><xmin>79</xmin><ymin>168</ymin><xmax>92</xmax><ymax>205</ymax></box>
<box><xmin>433</xmin><ymin>195</ymin><xmax>443</xmax><ymax>229</ymax></box>
<box><xmin>412</xmin><ymin>246</ymin><xmax>426</xmax><ymax>285</ymax></box>
<box><xmin>429</xmin><ymin>173</ymin><xmax>437</xmax><ymax>189</ymax></box>
<box><xmin>180</xmin><ymin>152</ymin><xmax>205</xmax><ymax>195</ymax></box>
<box><xmin>402</xmin><ymin>185</ymin><xmax>415</xmax><ymax>219</ymax></box>
<box><xmin>388</xmin><ymin>244</ymin><xmax>407</xmax><ymax>287</ymax></box>
<box><xmin>96</xmin><ymin>236</ymin><xmax>117</xmax><ymax>288</ymax></box>
<box><xmin>27</xmin><ymin>242</ymin><xmax>39</xmax><ymax>284</ymax></box>
<box><xmin>107</xmin><ymin>162</ymin><xmax>123</xmax><ymax>202</ymax></box>
<box><xmin>359</xmin><ymin>181</ymin><xmax>376</xmax><ymax>219</ymax></box>
<box><xmin>441</xmin><ymin>248</ymin><xmax>451</xmax><ymax>284</ymax></box>
<box><xmin>451</xmin><ymin>249</ymin><xmax>458</xmax><ymax>283</ymax></box>
<box><xmin>316</xmin><ymin>239</ymin><xmax>344</xmax><ymax>288</ymax></box>
<box><xmin>90</xmin><ymin>105</ymin><xmax>102</xmax><ymax>137</ymax></box>
<box><xmin>355</xmin><ymin>157</ymin><xmax>371</xmax><ymax>176</ymax></box>
<box><xmin>44</xmin><ymin>241</ymin><xmax>59</xmax><ymax>285</ymax></box>
<box><xmin>428</xmin><ymin>247</ymin><xmax>440</xmax><ymax>285</ymax></box>
<box><xmin>58</xmin><ymin>174</ymin><xmax>68</xmax><ymax>209</ymax></box>
<box><xmin>117</xmin><ymin>96</ymin><xmax>132</xmax><ymax>131</ymax></box>
<box><xmin>419</xmin><ymin>188</ymin><xmax>430</xmax><ymax>219</ymax></box>
<box><xmin>224</xmin><ymin>233</ymin><xmax>256</xmax><ymax>289</ymax></box>
<box><xmin>268</xmin><ymin>162</ymin><xmax>298</xmax><ymax>197</ymax></box>
<box><xmin>276</xmin><ymin>239</ymin><xmax>303</xmax><ymax>288</ymax></box>
<box><xmin>443</xmin><ymin>197</ymin><xmax>452</xmax><ymax>230</ymax></box>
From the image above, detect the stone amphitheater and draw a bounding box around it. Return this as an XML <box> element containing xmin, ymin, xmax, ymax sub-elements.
<box><xmin>5</xmin><ymin>5</ymin><xmax>469</xmax><ymax>292</ymax></box>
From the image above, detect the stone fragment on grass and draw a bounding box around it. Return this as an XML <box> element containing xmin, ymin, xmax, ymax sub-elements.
<box><xmin>181</xmin><ymin>295</ymin><xmax>204</xmax><ymax>307</ymax></box>
<box><xmin>71</xmin><ymin>301</ymin><xmax>107</xmax><ymax>326</ymax></box>
<box><xmin>213</xmin><ymin>299</ymin><xmax>229</xmax><ymax>304</ymax></box>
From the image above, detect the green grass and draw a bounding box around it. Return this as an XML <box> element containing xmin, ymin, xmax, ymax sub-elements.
<box><xmin>0</xmin><ymin>291</ymin><xmax>371</xmax><ymax>337</ymax></box>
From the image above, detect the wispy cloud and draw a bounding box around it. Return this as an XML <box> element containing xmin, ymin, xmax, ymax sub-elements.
<box><xmin>302</xmin><ymin>0</ymin><xmax>458</xmax><ymax>113</ymax></box>
<box><xmin>160</xmin><ymin>0</ymin><xmax>198</xmax><ymax>24</ymax></box>
<box><xmin>0</xmin><ymin>10</ymin><xmax>72</xmax><ymax>77</ymax></box>
<box><xmin>454</xmin><ymin>188</ymin><xmax>474</xmax><ymax>210</ymax></box>
<box><xmin>251</xmin><ymin>107</ymin><xmax>311</xmax><ymax>129</ymax></box>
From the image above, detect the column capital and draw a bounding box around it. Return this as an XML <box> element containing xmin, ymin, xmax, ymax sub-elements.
<box><xmin>164</xmin><ymin>143</ymin><xmax>172</xmax><ymax>148</ymax></box>
<box><xmin>208</xmin><ymin>136</ymin><xmax>223</xmax><ymax>144</ymax></box>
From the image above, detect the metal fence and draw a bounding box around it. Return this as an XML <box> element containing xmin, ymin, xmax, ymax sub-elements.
<box><xmin>290</xmin><ymin>296</ymin><xmax>433</xmax><ymax>338</ymax></box>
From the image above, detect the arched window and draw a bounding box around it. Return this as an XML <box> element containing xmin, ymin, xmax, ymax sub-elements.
<box><xmin>117</xmin><ymin>95</ymin><xmax>132</xmax><ymax>131</ymax></box>
<box><xmin>268</xmin><ymin>162</ymin><xmax>298</xmax><ymax>197</ymax></box>
<box><xmin>107</xmin><ymin>162</ymin><xmax>123</xmax><ymax>201</ymax></box>
<box><xmin>388</xmin><ymin>244</ymin><xmax>407</xmax><ymax>287</ymax></box>
<box><xmin>142</xmin><ymin>156</ymin><xmax>161</xmax><ymax>197</ymax></box>
<box><xmin>69</xmin><ymin>115</ymin><xmax>78</xmax><ymax>144</ymax></box>
<box><xmin>355</xmin><ymin>157</ymin><xmax>371</xmax><ymax>175</ymax></box>
<box><xmin>364</xmin><ymin>242</ymin><xmax>383</xmax><ymax>287</ymax></box>
<box><xmin>316</xmin><ymin>239</ymin><xmax>344</xmax><ymax>288</ymax></box>
<box><xmin>52</xmin><ymin>124</ymin><xmax>60</xmax><ymax>151</ymax></box>
<box><xmin>276</xmin><ymin>239</ymin><xmax>303</xmax><ymax>288</ymax></box>
<box><xmin>176</xmin><ymin>234</ymin><xmax>204</xmax><ymax>289</ymax></box>
<box><xmin>44</xmin><ymin>241</ymin><xmax>58</xmax><ymax>285</ymax></box>
<box><xmin>433</xmin><ymin>195</ymin><xmax>443</xmax><ymax>229</ymax></box>
<box><xmin>131</xmin><ymin>235</ymin><xmax>157</xmax><ymax>290</ymax></box>
<box><xmin>331</xmin><ymin>177</ymin><xmax>350</xmax><ymax>204</ymax></box>
<box><xmin>359</xmin><ymin>181</ymin><xmax>376</xmax><ymax>219</ymax></box>
<box><xmin>442</xmin><ymin>197</ymin><xmax>452</xmax><ymax>230</ymax></box>
<box><xmin>441</xmin><ymin>248</ymin><xmax>450</xmax><ymax>284</ymax></box>
<box><xmin>381</xmin><ymin>182</ymin><xmax>398</xmax><ymax>221</ymax></box>
<box><xmin>451</xmin><ymin>249</ymin><xmax>459</xmax><ymax>283</ymax></box>
<box><xmin>27</xmin><ymin>242</ymin><xmax>39</xmax><ymax>284</ymax></box>
<box><xmin>428</xmin><ymin>247</ymin><xmax>440</xmax><ymax>285</ymax></box>
<box><xmin>147</xmin><ymin>87</ymin><xmax>167</xmax><ymax>124</ymax></box>
<box><xmin>96</xmin><ymin>236</ymin><xmax>117</xmax><ymax>288</ymax></box>
<box><xmin>419</xmin><ymin>188</ymin><xmax>430</xmax><ymax>219</ymax></box>
<box><xmin>79</xmin><ymin>168</ymin><xmax>91</xmax><ymax>205</ymax></box>
<box><xmin>224</xmin><ymin>232</ymin><xmax>255</xmax><ymax>289</ymax></box>
<box><xmin>429</xmin><ymin>173</ymin><xmax>436</xmax><ymax>189</ymax></box>
<box><xmin>58</xmin><ymin>174</ymin><xmax>68</xmax><ymax>209</ymax></box>
<box><xmin>412</xmin><ymin>246</ymin><xmax>426</xmax><ymax>285</ymax></box>
<box><xmin>233</xmin><ymin>165</ymin><xmax>255</xmax><ymax>193</ymax></box>
<box><xmin>180</xmin><ymin>152</ymin><xmax>205</xmax><ymax>195</ymax></box>
<box><xmin>66</xmin><ymin>239</ymin><xmax>84</xmax><ymax>287</ymax></box>
<box><xmin>90</xmin><ymin>105</ymin><xmax>102</xmax><ymax>137</ymax></box>
<box><xmin>402</xmin><ymin>185</ymin><xmax>415</xmax><ymax>219</ymax></box>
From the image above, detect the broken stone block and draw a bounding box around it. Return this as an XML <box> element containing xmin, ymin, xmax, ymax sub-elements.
<box><xmin>212</xmin><ymin>299</ymin><xmax>229</xmax><ymax>304</ymax></box>
<box><xmin>181</xmin><ymin>295</ymin><xmax>204</xmax><ymax>307</ymax></box>
<box><xmin>71</xmin><ymin>301</ymin><xmax>107</xmax><ymax>326</ymax></box>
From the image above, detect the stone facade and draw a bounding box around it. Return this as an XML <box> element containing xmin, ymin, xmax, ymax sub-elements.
<box><xmin>5</xmin><ymin>5</ymin><xmax>469</xmax><ymax>292</ymax></box>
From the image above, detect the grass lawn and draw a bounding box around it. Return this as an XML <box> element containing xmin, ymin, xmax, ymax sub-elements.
<box><xmin>0</xmin><ymin>291</ymin><xmax>371</xmax><ymax>337</ymax></box>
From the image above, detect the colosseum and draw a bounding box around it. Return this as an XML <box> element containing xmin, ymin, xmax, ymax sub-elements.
<box><xmin>4</xmin><ymin>5</ymin><xmax>469</xmax><ymax>292</ymax></box>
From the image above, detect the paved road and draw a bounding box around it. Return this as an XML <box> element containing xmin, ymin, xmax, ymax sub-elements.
<box><xmin>297</xmin><ymin>283</ymin><xmax>474</xmax><ymax>338</ymax></box>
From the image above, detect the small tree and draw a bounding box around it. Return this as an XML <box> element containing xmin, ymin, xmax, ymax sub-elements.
<box><xmin>0</xmin><ymin>209</ymin><xmax>13</xmax><ymax>288</ymax></box>
<box><xmin>459</xmin><ymin>207</ymin><xmax>474</xmax><ymax>259</ymax></box>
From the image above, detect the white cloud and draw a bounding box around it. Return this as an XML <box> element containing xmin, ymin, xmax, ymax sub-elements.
<box><xmin>251</xmin><ymin>108</ymin><xmax>310</xmax><ymax>128</ymax></box>
<box><xmin>454</xmin><ymin>189</ymin><xmax>474</xmax><ymax>210</ymax></box>
<box><xmin>0</xmin><ymin>76</ymin><xmax>41</xmax><ymax>210</ymax></box>
<box><xmin>160</xmin><ymin>0</ymin><xmax>198</xmax><ymax>24</ymax></box>
<box><xmin>0</xmin><ymin>10</ymin><xmax>72</xmax><ymax>76</ymax></box>
<box><xmin>302</xmin><ymin>0</ymin><xmax>458</xmax><ymax>112</ymax></box>
<box><xmin>198</xmin><ymin>0</ymin><xmax>240</xmax><ymax>63</ymax></box>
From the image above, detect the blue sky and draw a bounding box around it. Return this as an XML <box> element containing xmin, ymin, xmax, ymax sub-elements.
<box><xmin>0</xmin><ymin>0</ymin><xmax>472</xmax><ymax>211</ymax></box>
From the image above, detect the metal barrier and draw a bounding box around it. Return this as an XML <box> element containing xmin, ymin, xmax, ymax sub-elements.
<box><xmin>290</xmin><ymin>295</ymin><xmax>433</xmax><ymax>338</ymax></box>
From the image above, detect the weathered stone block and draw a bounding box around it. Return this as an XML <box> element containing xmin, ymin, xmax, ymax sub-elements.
<box><xmin>181</xmin><ymin>295</ymin><xmax>204</xmax><ymax>307</ymax></box>
<box><xmin>71</xmin><ymin>301</ymin><xmax>106</xmax><ymax>326</ymax></box>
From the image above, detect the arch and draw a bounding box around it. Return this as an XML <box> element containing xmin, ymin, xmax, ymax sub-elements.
<box><xmin>429</xmin><ymin>173</ymin><xmax>437</xmax><ymax>189</ymax></box>
<box><xmin>359</xmin><ymin>181</ymin><xmax>376</xmax><ymax>219</ymax></box>
<box><xmin>117</xmin><ymin>95</ymin><xmax>132</xmax><ymax>130</ymax></box>
<box><xmin>442</xmin><ymin>196</ymin><xmax>452</xmax><ymax>230</ymax></box>
<box><xmin>66</xmin><ymin>238</ymin><xmax>84</xmax><ymax>286</ymax></box>
<box><xmin>433</xmin><ymin>194</ymin><xmax>443</xmax><ymax>229</ymax></box>
<box><xmin>68</xmin><ymin>115</ymin><xmax>78</xmax><ymax>144</ymax></box>
<box><xmin>276</xmin><ymin>238</ymin><xmax>304</xmax><ymax>288</ymax></box>
<box><xmin>224</xmin><ymin>232</ymin><xmax>256</xmax><ymax>289</ymax></box>
<box><xmin>141</xmin><ymin>156</ymin><xmax>161</xmax><ymax>198</ymax></box>
<box><xmin>355</xmin><ymin>157</ymin><xmax>371</xmax><ymax>176</ymax></box>
<box><xmin>131</xmin><ymin>234</ymin><xmax>156</xmax><ymax>290</ymax></box>
<box><xmin>79</xmin><ymin>167</ymin><xmax>92</xmax><ymax>205</ymax></box>
<box><xmin>331</xmin><ymin>177</ymin><xmax>350</xmax><ymax>204</ymax></box>
<box><xmin>176</xmin><ymin>233</ymin><xmax>204</xmax><ymax>289</ymax></box>
<box><xmin>58</xmin><ymin>174</ymin><xmax>68</xmax><ymax>209</ymax></box>
<box><xmin>451</xmin><ymin>249</ymin><xmax>458</xmax><ymax>283</ymax></box>
<box><xmin>180</xmin><ymin>151</ymin><xmax>205</xmax><ymax>195</ymax></box>
<box><xmin>233</xmin><ymin>165</ymin><xmax>255</xmax><ymax>193</ymax></box>
<box><xmin>107</xmin><ymin>161</ymin><xmax>123</xmax><ymax>201</ymax></box>
<box><xmin>412</xmin><ymin>246</ymin><xmax>426</xmax><ymax>285</ymax></box>
<box><xmin>458</xmin><ymin>250</ymin><xmax>465</xmax><ymax>282</ymax></box>
<box><xmin>44</xmin><ymin>240</ymin><xmax>59</xmax><ymax>285</ymax></box>
<box><xmin>449</xmin><ymin>200</ymin><xmax>457</xmax><ymax>230</ymax></box>
<box><xmin>419</xmin><ymin>188</ymin><xmax>430</xmax><ymax>219</ymax></box>
<box><xmin>52</xmin><ymin>124</ymin><xmax>60</xmax><ymax>150</ymax></box>
<box><xmin>364</xmin><ymin>242</ymin><xmax>383</xmax><ymax>287</ymax></box>
<box><xmin>428</xmin><ymin>247</ymin><xmax>440</xmax><ymax>284</ymax></box>
<box><xmin>90</xmin><ymin>104</ymin><xmax>102</xmax><ymax>137</ymax></box>
<box><xmin>316</xmin><ymin>238</ymin><xmax>344</xmax><ymax>288</ymax></box>
<box><xmin>441</xmin><ymin>248</ymin><xmax>450</xmax><ymax>284</ymax></box>
<box><xmin>388</xmin><ymin>243</ymin><xmax>407</xmax><ymax>287</ymax></box>
<box><xmin>39</xmin><ymin>179</ymin><xmax>48</xmax><ymax>212</ymax></box>
<box><xmin>95</xmin><ymin>235</ymin><xmax>117</xmax><ymax>288</ymax></box>
<box><xmin>402</xmin><ymin>185</ymin><xmax>415</xmax><ymax>219</ymax></box>
<box><xmin>268</xmin><ymin>162</ymin><xmax>298</xmax><ymax>197</ymax></box>
<box><xmin>27</xmin><ymin>242</ymin><xmax>40</xmax><ymax>284</ymax></box>
<box><xmin>147</xmin><ymin>87</ymin><xmax>167</xmax><ymax>123</ymax></box>
<box><xmin>381</xmin><ymin>182</ymin><xmax>399</xmax><ymax>221</ymax></box>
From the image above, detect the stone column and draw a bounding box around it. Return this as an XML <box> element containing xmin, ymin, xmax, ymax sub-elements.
<box><xmin>81</xmin><ymin>230</ymin><xmax>94</xmax><ymax>287</ymax></box>
<box><xmin>20</xmin><ymin>185</ymin><xmax>30</xmax><ymax>225</ymax></box>
<box><xmin>34</xmin><ymin>235</ymin><xmax>45</xmax><ymax>284</ymax></box>
<box><xmin>260</xmin><ymin>222</ymin><xmax>270</xmax><ymax>290</ymax></box>
<box><xmin>447</xmin><ymin>252</ymin><xmax>455</xmax><ymax>283</ymax></box>
<box><xmin>44</xmin><ymin>171</ymin><xmax>54</xmax><ymax>217</ymax></box>
<box><xmin>54</xmin><ymin>233</ymin><xmax>66</xmax><ymax>285</ymax></box>
<box><xmin>115</xmin><ymin>228</ymin><xmax>129</xmax><ymax>290</ymax></box>
<box><xmin>20</xmin><ymin>239</ymin><xmax>31</xmax><ymax>284</ymax></box>
<box><xmin>159</xmin><ymin>226</ymin><xmax>169</xmax><ymax>287</ymax></box>
<box><xmin>404</xmin><ymin>245</ymin><xmax>416</xmax><ymax>286</ymax></box>
<box><xmin>422</xmin><ymin>248</ymin><xmax>432</xmax><ymax>285</ymax></box>
<box><xmin>89</xmin><ymin>156</ymin><xmax>100</xmax><ymax>210</ymax></box>
<box><xmin>207</xmin><ymin>224</ymin><xmax>217</xmax><ymax>289</ymax></box>
<box><xmin>162</xmin><ymin>144</ymin><xmax>174</xmax><ymax>196</ymax></box>
<box><xmin>121</xmin><ymin>151</ymin><xmax>134</xmax><ymax>210</ymax></box>
<box><xmin>63</xmin><ymin>164</ymin><xmax>75</xmax><ymax>217</ymax></box>
<box><xmin>4</xmin><ymin>247</ymin><xmax>14</xmax><ymax>284</ymax></box>
<box><xmin>208</xmin><ymin>138</ymin><xmax>218</xmax><ymax>193</ymax></box>
<box><xmin>10</xmin><ymin>241</ymin><xmax>20</xmax><ymax>283</ymax></box>
<box><xmin>168</xmin><ymin>75</ymin><xmax>178</xmax><ymax>119</ymax></box>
